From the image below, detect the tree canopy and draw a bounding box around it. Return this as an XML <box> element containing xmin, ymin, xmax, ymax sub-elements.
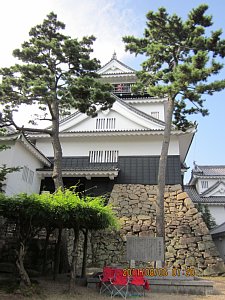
<box><xmin>123</xmin><ymin>4</ymin><xmax>225</xmax><ymax>130</ymax></box>
<box><xmin>0</xmin><ymin>12</ymin><xmax>114</xmax><ymax>123</ymax></box>
<box><xmin>123</xmin><ymin>4</ymin><xmax>225</xmax><ymax>257</ymax></box>
<box><xmin>0</xmin><ymin>12</ymin><xmax>114</xmax><ymax>189</ymax></box>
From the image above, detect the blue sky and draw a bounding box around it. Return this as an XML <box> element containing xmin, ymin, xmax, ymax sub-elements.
<box><xmin>1</xmin><ymin>0</ymin><xmax>225</xmax><ymax>183</ymax></box>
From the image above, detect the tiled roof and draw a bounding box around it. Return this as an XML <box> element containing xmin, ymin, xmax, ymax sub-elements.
<box><xmin>0</xmin><ymin>132</ymin><xmax>51</xmax><ymax>166</ymax></box>
<box><xmin>53</xmin><ymin>94</ymin><xmax>165</xmax><ymax>128</ymax></box>
<box><xmin>184</xmin><ymin>185</ymin><xmax>225</xmax><ymax>204</ymax></box>
<box><xmin>99</xmin><ymin>57</ymin><xmax>136</xmax><ymax>74</ymax></box>
<box><xmin>210</xmin><ymin>222</ymin><xmax>225</xmax><ymax>235</ymax></box>
<box><xmin>193</xmin><ymin>165</ymin><xmax>225</xmax><ymax>176</ymax></box>
<box><xmin>115</xmin><ymin>95</ymin><xmax>165</xmax><ymax>126</ymax></box>
<box><xmin>59</xmin><ymin>111</ymin><xmax>80</xmax><ymax>125</ymax></box>
<box><xmin>37</xmin><ymin>158</ymin><xmax>118</xmax><ymax>172</ymax></box>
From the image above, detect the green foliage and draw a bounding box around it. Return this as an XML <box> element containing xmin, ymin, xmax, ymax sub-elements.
<box><xmin>37</xmin><ymin>188</ymin><xmax>118</xmax><ymax>230</ymax></box>
<box><xmin>0</xmin><ymin>11</ymin><xmax>114</xmax><ymax>126</ymax></box>
<box><xmin>123</xmin><ymin>4</ymin><xmax>225</xmax><ymax>131</ymax></box>
<box><xmin>0</xmin><ymin>189</ymin><xmax>118</xmax><ymax>233</ymax></box>
<box><xmin>0</xmin><ymin>193</ymin><xmax>45</xmax><ymax>240</ymax></box>
<box><xmin>197</xmin><ymin>203</ymin><xmax>217</xmax><ymax>229</ymax></box>
<box><xmin>0</xmin><ymin>190</ymin><xmax>118</xmax><ymax>287</ymax></box>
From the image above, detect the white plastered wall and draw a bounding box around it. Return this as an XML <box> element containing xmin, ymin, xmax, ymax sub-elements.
<box><xmin>208</xmin><ymin>204</ymin><xmax>225</xmax><ymax>226</ymax></box>
<box><xmin>36</xmin><ymin>135</ymin><xmax>180</xmax><ymax>158</ymax></box>
<box><xmin>64</xmin><ymin>109</ymin><xmax>147</xmax><ymax>132</ymax></box>
<box><xmin>0</xmin><ymin>141</ymin><xmax>44</xmax><ymax>195</ymax></box>
<box><xmin>131</xmin><ymin>102</ymin><xmax>165</xmax><ymax>121</ymax></box>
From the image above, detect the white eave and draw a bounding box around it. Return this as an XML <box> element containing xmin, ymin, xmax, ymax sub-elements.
<box><xmin>37</xmin><ymin>169</ymin><xmax>119</xmax><ymax>180</ymax></box>
<box><xmin>28</xmin><ymin>128</ymin><xmax>195</xmax><ymax>138</ymax></box>
<box><xmin>125</xmin><ymin>97</ymin><xmax>168</xmax><ymax>104</ymax></box>
<box><xmin>0</xmin><ymin>132</ymin><xmax>51</xmax><ymax>167</ymax></box>
<box><xmin>19</xmin><ymin>134</ymin><xmax>51</xmax><ymax>167</ymax></box>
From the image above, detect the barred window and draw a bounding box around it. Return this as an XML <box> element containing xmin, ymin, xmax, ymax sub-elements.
<box><xmin>151</xmin><ymin>112</ymin><xmax>159</xmax><ymax>119</ymax></box>
<box><xmin>201</xmin><ymin>181</ymin><xmax>208</xmax><ymax>189</ymax></box>
<box><xmin>89</xmin><ymin>150</ymin><xmax>118</xmax><ymax>163</ymax></box>
<box><xmin>96</xmin><ymin>118</ymin><xmax>116</xmax><ymax>130</ymax></box>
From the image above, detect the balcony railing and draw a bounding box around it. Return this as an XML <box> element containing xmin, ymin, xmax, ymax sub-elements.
<box><xmin>113</xmin><ymin>84</ymin><xmax>132</xmax><ymax>94</ymax></box>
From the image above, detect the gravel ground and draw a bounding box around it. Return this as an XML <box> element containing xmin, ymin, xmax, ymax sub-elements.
<box><xmin>0</xmin><ymin>276</ymin><xmax>225</xmax><ymax>299</ymax></box>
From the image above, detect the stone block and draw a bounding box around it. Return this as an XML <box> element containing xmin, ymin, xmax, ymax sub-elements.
<box><xmin>143</xmin><ymin>220</ymin><xmax>152</xmax><ymax>226</ymax></box>
<box><xmin>139</xmin><ymin>231</ymin><xmax>153</xmax><ymax>237</ymax></box>
<box><xmin>137</xmin><ymin>215</ymin><xmax>150</xmax><ymax>220</ymax></box>
<box><xmin>167</xmin><ymin>245</ymin><xmax>176</xmax><ymax>254</ymax></box>
<box><xmin>120</xmin><ymin>201</ymin><xmax>128</xmax><ymax>207</ymax></box>
<box><xmin>123</xmin><ymin>225</ymin><xmax>132</xmax><ymax>231</ymax></box>
<box><xmin>166</xmin><ymin>252</ymin><xmax>175</xmax><ymax>259</ymax></box>
<box><xmin>186</xmin><ymin>208</ymin><xmax>198</xmax><ymax>215</ymax></box>
<box><xmin>129</xmin><ymin>199</ymin><xmax>139</xmax><ymax>205</ymax></box>
<box><xmin>197</xmin><ymin>242</ymin><xmax>206</xmax><ymax>251</ymax></box>
<box><xmin>141</xmin><ymin>225</ymin><xmax>149</xmax><ymax>231</ymax></box>
<box><xmin>177</xmin><ymin>225</ymin><xmax>191</xmax><ymax>234</ymax></box>
<box><xmin>177</xmin><ymin>211</ymin><xmax>184</xmax><ymax>217</ymax></box>
<box><xmin>174</xmin><ymin>243</ymin><xmax>188</xmax><ymax>250</ymax></box>
<box><xmin>129</xmin><ymin>194</ymin><xmax>139</xmax><ymax>200</ymax></box>
<box><xmin>169</xmin><ymin>207</ymin><xmax>176</xmax><ymax>212</ymax></box>
<box><xmin>133</xmin><ymin>208</ymin><xmax>140</xmax><ymax>214</ymax></box>
<box><xmin>185</xmin><ymin>256</ymin><xmax>196</xmax><ymax>266</ymax></box>
<box><xmin>177</xmin><ymin>192</ymin><xmax>188</xmax><ymax>200</ymax></box>
<box><xmin>133</xmin><ymin>225</ymin><xmax>141</xmax><ymax>232</ymax></box>
<box><xmin>184</xmin><ymin>197</ymin><xmax>194</xmax><ymax>208</ymax></box>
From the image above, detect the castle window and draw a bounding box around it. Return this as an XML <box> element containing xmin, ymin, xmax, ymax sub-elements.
<box><xmin>151</xmin><ymin>112</ymin><xmax>160</xmax><ymax>119</ymax></box>
<box><xmin>89</xmin><ymin>150</ymin><xmax>118</xmax><ymax>163</ymax></box>
<box><xmin>96</xmin><ymin>118</ymin><xmax>115</xmax><ymax>130</ymax></box>
<box><xmin>201</xmin><ymin>180</ymin><xmax>208</xmax><ymax>189</ymax></box>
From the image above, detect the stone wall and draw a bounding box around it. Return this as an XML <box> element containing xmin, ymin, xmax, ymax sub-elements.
<box><xmin>90</xmin><ymin>184</ymin><xmax>225</xmax><ymax>276</ymax></box>
<box><xmin>1</xmin><ymin>184</ymin><xmax>224</xmax><ymax>276</ymax></box>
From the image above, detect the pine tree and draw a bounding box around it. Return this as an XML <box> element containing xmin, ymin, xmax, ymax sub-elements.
<box><xmin>0</xmin><ymin>12</ymin><xmax>114</xmax><ymax>190</ymax></box>
<box><xmin>197</xmin><ymin>203</ymin><xmax>217</xmax><ymax>230</ymax></box>
<box><xmin>123</xmin><ymin>5</ymin><xmax>225</xmax><ymax>262</ymax></box>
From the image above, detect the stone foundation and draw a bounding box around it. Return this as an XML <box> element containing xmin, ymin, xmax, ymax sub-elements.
<box><xmin>90</xmin><ymin>184</ymin><xmax>225</xmax><ymax>276</ymax></box>
<box><xmin>1</xmin><ymin>184</ymin><xmax>224</xmax><ymax>276</ymax></box>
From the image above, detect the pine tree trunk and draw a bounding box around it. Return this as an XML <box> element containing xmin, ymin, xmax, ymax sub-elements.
<box><xmin>16</xmin><ymin>242</ymin><xmax>31</xmax><ymax>287</ymax></box>
<box><xmin>69</xmin><ymin>225</ymin><xmax>80</xmax><ymax>293</ymax></box>
<box><xmin>81</xmin><ymin>229</ymin><xmax>88</xmax><ymax>278</ymax></box>
<box><xmin>156</xmin><ymin>96</ymin><xmax>174</xmax><ymax>262</ymax></box>
<box><xmin>51</xmin><ymin>102</ymin><xmax>70</xmax><ymax>276</ymax></box>
<box><xmin>59</xmin><ymin>229</ymin><xmax>70</xmax><ymax>273</ymax></box>
<box><xmin>42</xmin><ymin>229</ymin><xmax>51</xmax><ymax>275</ymax></box>
<box><xmin>53</xmin><ymin>227</ymin><xmax>62</xmax><ymax>280</ymax></box>
<box><xmin>51</xmin><ymin>101</ymin><xmax>64</xmax><ymax>190</ymax></box>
